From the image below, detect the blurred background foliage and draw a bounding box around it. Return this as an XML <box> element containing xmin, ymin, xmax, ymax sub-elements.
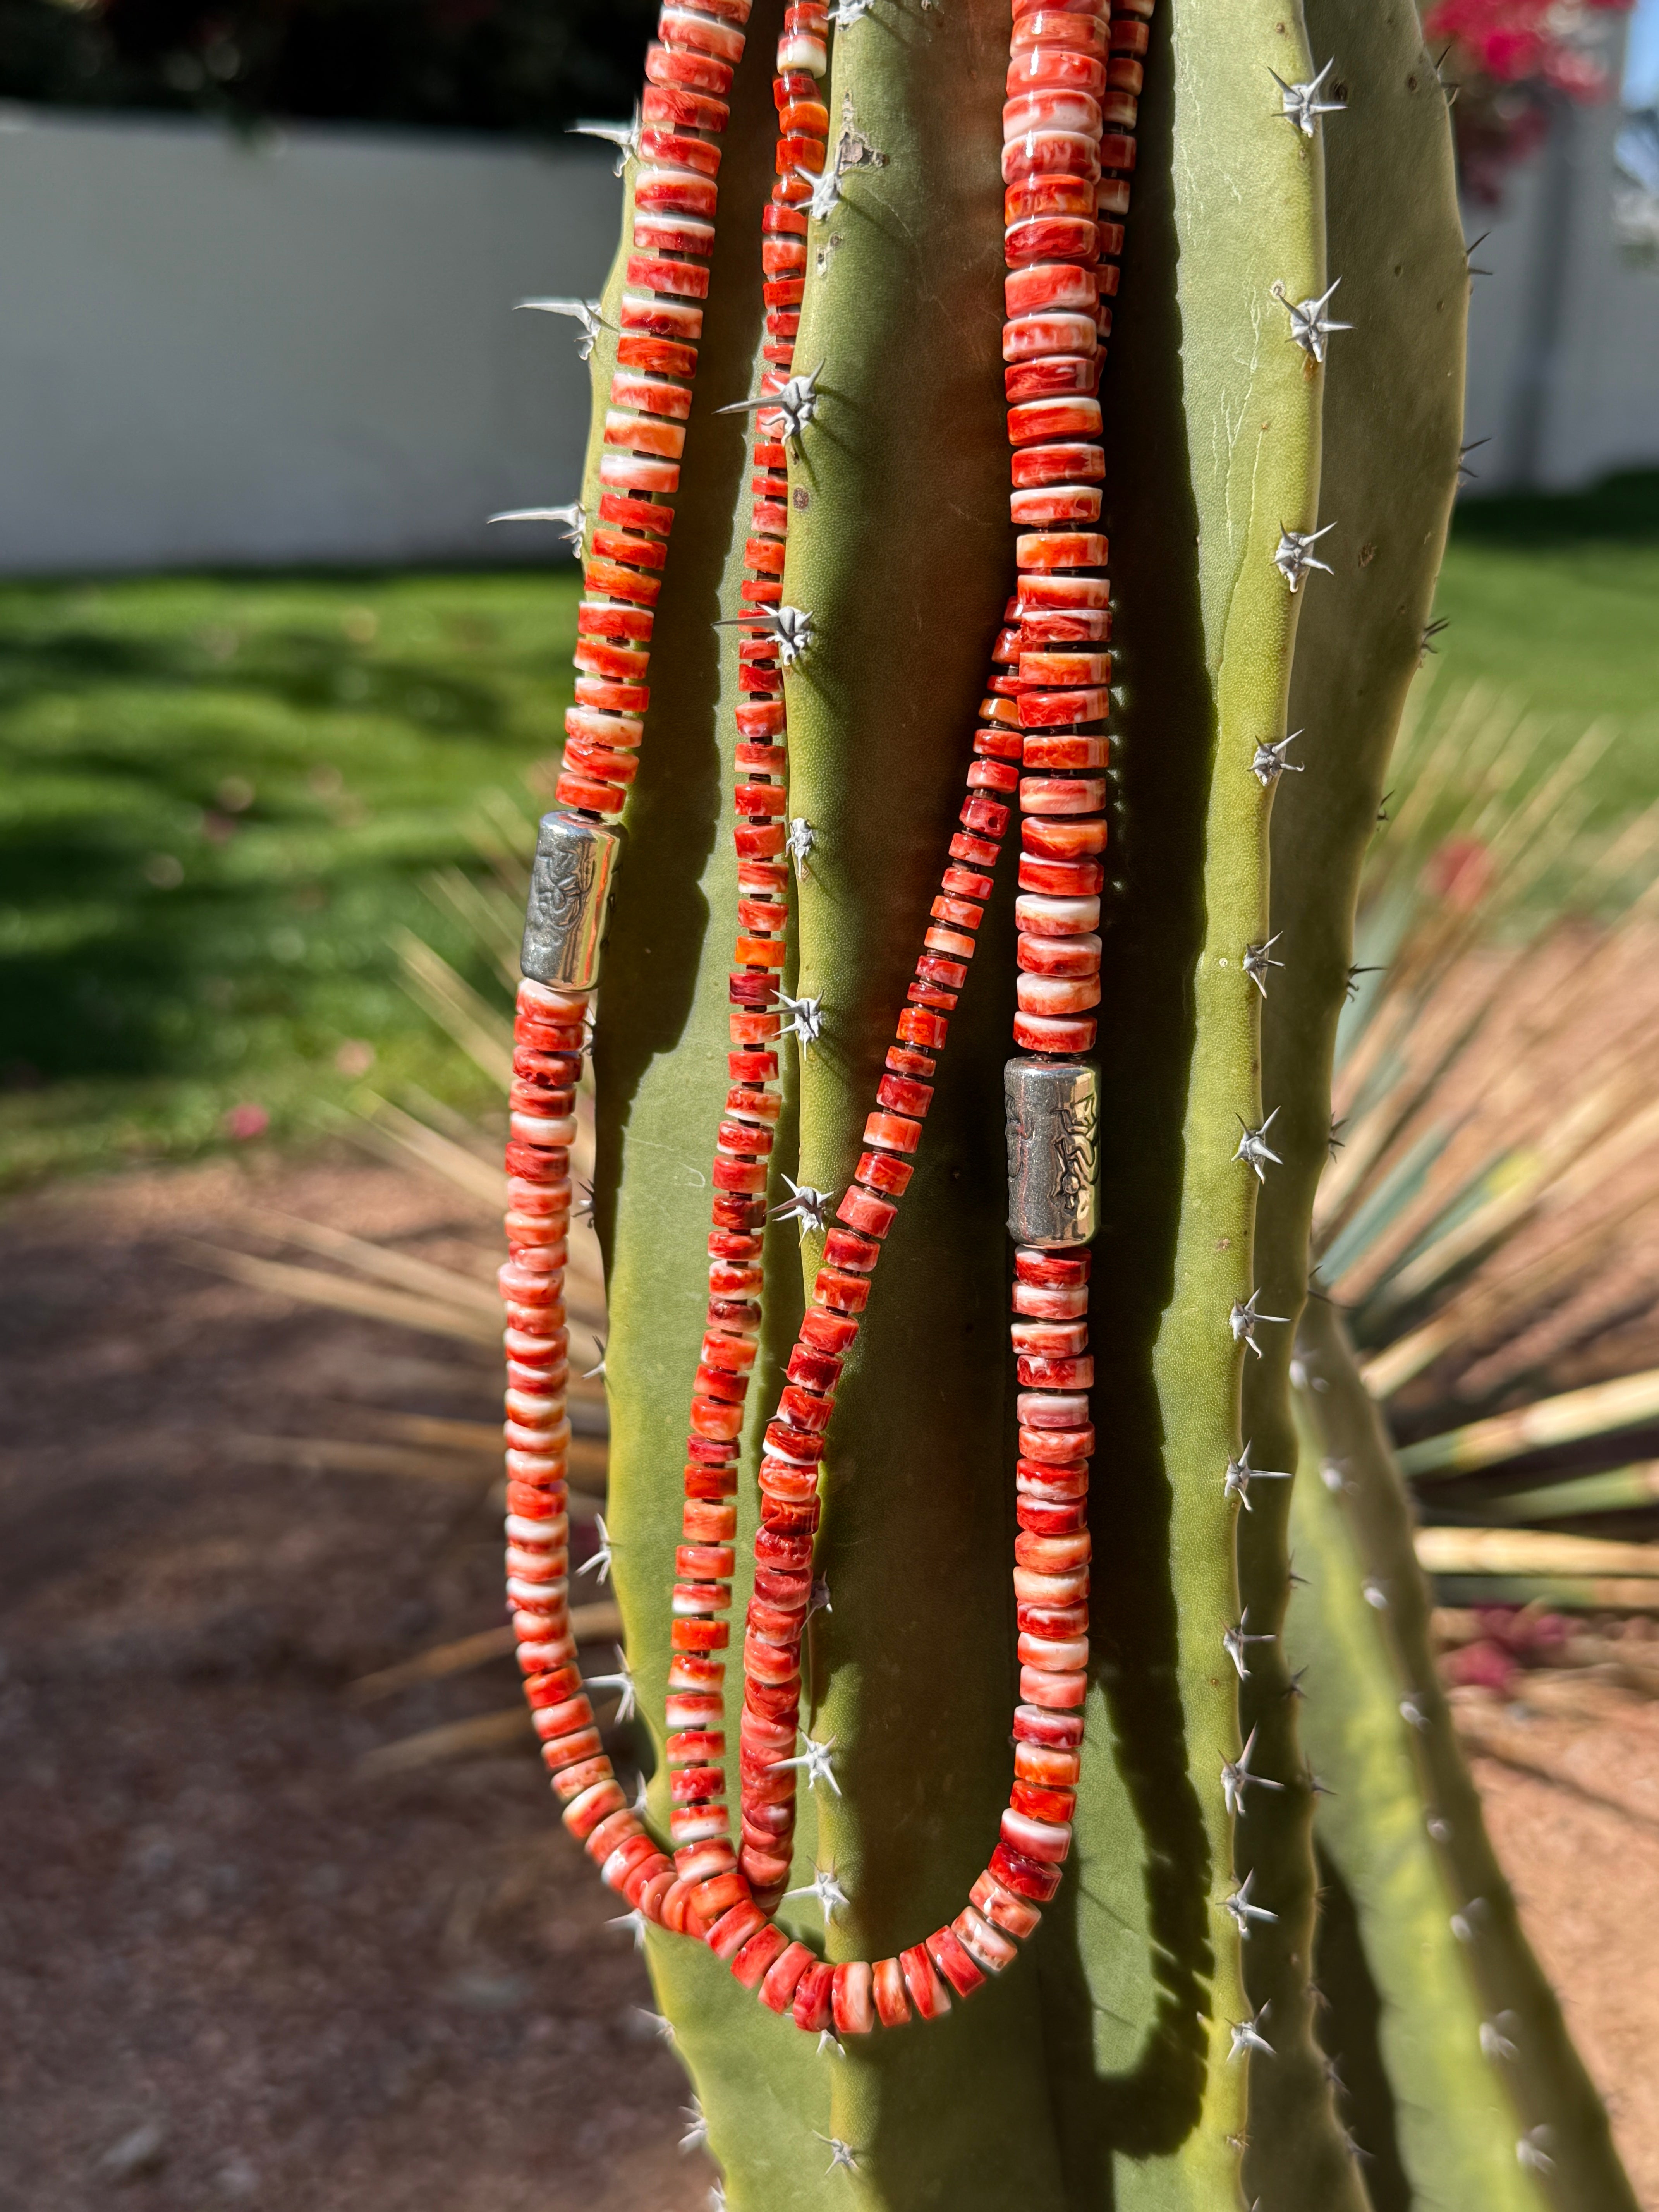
<box><xmin>0</xmin><ymin>0</ymin><xmax>654</xmax><ymax>134</ymax></box>
<box><xmin>0</xmin><ymin>568</ymin><xmax>576</xmax><ymax>1184</ymax></box>
<box><xmin>2</xmin><ymin>470</ymin><xmax>1655</xmax><ymax>1191</ymax></box>
<box><xmin>1429</xmin><ymin>470</ymin><xmax>1659</xmax><ymax>817</ymax></box>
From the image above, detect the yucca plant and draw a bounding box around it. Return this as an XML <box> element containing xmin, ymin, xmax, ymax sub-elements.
<box><xmin>1301</xmin><ymin>678</ymin><xmax>1659</xmax><ymax>1616</ymax></box>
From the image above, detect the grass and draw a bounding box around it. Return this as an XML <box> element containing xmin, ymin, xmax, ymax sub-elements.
<box><xmin>0</xmin><ymin>568</ymin><xmax>578</xmax><ymax>1187</ymax></box>
<box><xmin>1429</xmin><ymin>469</ymin><xmax>1659</xmax><ymax>823</ymax></box>
<box><xmin>0</xmin><ymin>470</ymin><xmax>1652</xmax><ymax>1190</ymax></box>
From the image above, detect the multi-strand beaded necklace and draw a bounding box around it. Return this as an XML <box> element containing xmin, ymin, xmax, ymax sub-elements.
<box><xmin>500</xmin><ymin>0</ymin><xmax>1151</xmax><ymax>2040</ymax></box>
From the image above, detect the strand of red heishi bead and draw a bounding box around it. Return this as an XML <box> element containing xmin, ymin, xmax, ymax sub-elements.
<box><xmin>559</xmin><ymin>0</ymin><xmax>753</xmax><ymax>814</ymax></box>
<box><xmin>503</xmin><ymin>0</ymin><xmax>761</xmax><ymax>1932</ymax></box>
<box><xmin>990</xmin><ymin>0</ymin><xmax>1155</xmax><ymax>1954</ymax></box>
<box><xmin>504</xmin><ymin>0</ymin><xmax>1154</xmax><ymax>2040</ymax></box>
<box><xmin>690</xmin><ymin>0</ymin><xmax>1153</xmax><ymax>2033</ymax></box>
<box><xmin>651</xmin><ymin>9</ymin><xmax>833</xmax><ymax>1936</ymax></box>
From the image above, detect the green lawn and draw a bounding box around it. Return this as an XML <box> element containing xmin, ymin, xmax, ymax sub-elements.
<box><xmin>0</xmin><ymin>472</ymin><xmax>1653</xmax><ymax>1189</ymax></box>
<box><xmin>0</xmin><ymin>569</ymin><xmax>578</xmax><ymax>1187</ymax></box>
<box><xmin>1427</xmin><ymin>469</ymin><xmax>1659</xmax><ymax>824</ymax></box>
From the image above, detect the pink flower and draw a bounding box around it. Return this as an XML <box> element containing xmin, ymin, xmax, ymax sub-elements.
<box><xmin>1424</xmin><ymin>836</ymin><xmax>1494</xmax><ymax>912</ymax></box>
<box><xmin>224</xmin><ymin>1102</ymin><xmax>270</xmax><ymax>1141</ymax></box>
<box><xmin>1423</xmin><ymin>0</ymin><xmax>1630</xmax><ymax>112</ymax></box>
<box><xmin>1444</xmin><ymin>1638</ymin><xmax>1518</xmax><ymax>1693</ymax></box>
<box><xmin>1477</xmin><ymin>1604</ymin><xmax>1568</xmax><ymax>1657</ymax></box>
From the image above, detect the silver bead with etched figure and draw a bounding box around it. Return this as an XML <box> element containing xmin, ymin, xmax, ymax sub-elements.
<box><xmin>521</xmin><ymin>812</ymin><xmax>623</xmax><ymax>989</ymax></box>
<box><xmin>1004</xmin><ymin>1058</ymin><xmax>1100</xmax><ymax>1247</ymax></box>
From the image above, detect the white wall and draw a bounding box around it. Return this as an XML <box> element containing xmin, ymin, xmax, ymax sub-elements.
<box><xmin>0</xmin><ymin>95</ymin><xmax>1655</xmax><ymax>574</ymax></box>
<box><xmin>0</xmin><ymin>108</ymin><xmax>621</xmax><ymax>572</ymax></box>
<box><xmin>1463</xmin><ymin>90</ymin><xmax>1659</xmax><ymax>490</ymax></box>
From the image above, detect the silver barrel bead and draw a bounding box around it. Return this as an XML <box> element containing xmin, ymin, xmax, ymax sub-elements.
<box><xmin>1005</xmin><ymin>1058</ymin><xmax>1100</xmax><ymax>1247</ymax></box>
<box><xmin>521</xmin><ymin>812</ymin><xmax>624</xmax><ymax>990</ymax></box>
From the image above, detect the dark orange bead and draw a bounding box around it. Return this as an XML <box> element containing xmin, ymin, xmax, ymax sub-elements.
<box><xmin>1001</xmin><ymin>131</ymin><xmax>1101</xmax><ymax>187</ymax></box>
<box><xmin>708</xmin><ymin>1899</ymin><xmax>768</xmax><ymax>1959</ymax></box>
<box><xmin>731</xmin><ymin>1923</ymin><xmax>790</xmax><ymax>1989</ymax></box>
<box><xmin>1010</xmin><ymin>11</ymin><xmax>1107</xmax><ymax>57</ymax></box>
<box><xmin>897</xmin><ymin>1006</ymin><xmax>950</xmax><ymax>1048</ymax></box>
<box><xmin>838</xmin><ymin>1185</ymin><xmax>897</xmax><ymax>1238</ymax></box>
<box><xmin>1006</xmin><ymin>262</ymin><xmax>1097</xmax><ymax>317</ymax></box>
<box><xmin>639</xmin><ymin>125</ymin><xmax>722</xmax><ymax>177</ymax></box>
<box><xmin>1006</xmin><ymin>49</ymin><xmax>1106</xmax><ymax>98</ymax></box>
<box><xmin>814</xmin><ymin>1265</ymin><xmax>872</xmax><ymax>1312</ymax></box>
<box><xmin>1005</xmin><ymin>174</ymin><xmax>1096</xmax><ymax>223</ymax></box>
<box><xmin>855</xmin><ymin>1148</ymin><xmax>914</xmax><ymax>1196</ymax></box>
<box><xmin>926</xmin><ymin>1924</ymin><xmax>988</xmax><ymax>1999</ymax></box>
<box><xmin>1008</xmin><ymin>396</ymin><xmax>1103</xmax><ymax>444</ymax></box>
<box><xmin>824</xmin><ymin>1228</ymin><xmax>879</xmax><ymax>1273</ymax></box>
<box><xmin>642</xmin><ymin>81</ymin><xmax>730</xmax><ymax>129</ymax></box>
<box><xmin>989</xmin><ymin>1839</ymin><xmax>1063</xmax><ymax>1901</ymax></box>
<box><xmin>872</xmin><ymin>1957</ymin><xmax>912</xmax><ymax>2027</ymax></box>
<box><xmin>801</xmin><ymin>1307</ymin><xmax>859</xmax><ymax>1354</ymax></box>
<box><xmin>793</xmin><ymin>1960</ymin><xmax>836</xmax><ymax>2032</ymax></box>
<box><xmin>787</xmin><ymin>1345</ymin><xmax>842</xmax><ymax>1392</ymax></box>
<box><xmin>900</xmin><ymin>1944</ymin><xmax>953</xmax><ymax>2019</ymax></box>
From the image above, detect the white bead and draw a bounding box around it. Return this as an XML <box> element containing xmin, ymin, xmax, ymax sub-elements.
<box><xmin>1015</xmin><ymin>892</ymin><xmax>1101</xmax><ymax>936</ymax></box>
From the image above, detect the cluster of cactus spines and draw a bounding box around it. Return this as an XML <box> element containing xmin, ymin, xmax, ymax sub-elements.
<box><xmin>494</xmin><ymin>0</ymin><xmax>1631</xmax><ymax>2201</ymax></box>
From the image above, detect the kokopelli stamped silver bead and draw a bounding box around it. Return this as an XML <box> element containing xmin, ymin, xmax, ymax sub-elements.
<box><xmin>1005</xmin><ymin>1058</ymin><xmax>1100</xmax><ymax>1247</ymax></box>
<box><xmin>521</xmin><ymin>812</ymin><xmax>623</xmax><ymax>989</ymax></box>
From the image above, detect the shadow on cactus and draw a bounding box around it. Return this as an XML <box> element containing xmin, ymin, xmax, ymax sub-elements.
<box><xmin>198</xmin><ymin>0</ymin><xmax>1656</xmax><ymax>2200</ymax></box>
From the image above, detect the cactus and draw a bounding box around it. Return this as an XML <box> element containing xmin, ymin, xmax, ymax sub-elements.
<box><xmin>489</xmin><ymin>0</ymin><xmax>1638</xmax><ymax>2204</ymax></box>
<box><xmin>1288</xmin><ymin>1302</ymin><xmax>1642</xmax><ymax>2212</ymax></box>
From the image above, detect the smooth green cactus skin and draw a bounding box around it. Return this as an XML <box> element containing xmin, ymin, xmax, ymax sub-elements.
<box><xmin>1286</xmin><ymin>1382</ymin><xmax>1551</xmax><ymax>2212</ymax></box>
<box><xmin>574</xmin><ymin>0</ymin><xmax>1616</xmax><ymax>2205</ymax></box>
<box><xmin>1060</xmin><ymin>0</ymin><xmax>1351</xmax><ymax>2197</ymax></box>
<box><xmin>1293</xmin><ymin>1300</ymin><xmax>1642</xmax><ymax>2212</ymax></box>
<box><xmin>1236</xmin><ymin>0</ymin><xmax>1469</xmax><ymax>2196</ymax></box>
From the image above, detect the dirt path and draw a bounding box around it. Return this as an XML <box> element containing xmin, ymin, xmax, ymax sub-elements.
<box><xmin>2</xmin><ymin>1156</ymin><xmax>1656</xmax><ymax>2208</ymax></box>
<box><xmin>0</xmin><ymin>1155</ymin><xmax>704</xmax><ymax>2212</ymax></box>
<box><xmin>1461</xmin><ymin>1696</ymin><xmax>1659</xmax><ymax>2209</ymax></box>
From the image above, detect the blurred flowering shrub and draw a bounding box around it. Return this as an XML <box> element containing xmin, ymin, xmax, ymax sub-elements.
<box><xmin>1424</xmin><ymin>834</ymin><xmax>1496</xmax><ymax>912</ymax></box>
<box><xmin>1427</xmin><ymin>0</ymin><xmax>1636</xmax><ymax>199</ymax></box>
<box><xmin>1441</xmin><ymin>1606</ymin><xmax>1572</xmax><ymax>1693</ymax></box>
<box><xmin>0</xmin><ymin>0</ymin><xmax>655</xmax><ymax>134</ymax></box>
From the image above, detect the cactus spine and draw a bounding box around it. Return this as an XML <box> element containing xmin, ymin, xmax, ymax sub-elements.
<box><xmin>495</xmin><ymin>0</ymin><xmax>1640</xmax><ymax>2203</ymax></box>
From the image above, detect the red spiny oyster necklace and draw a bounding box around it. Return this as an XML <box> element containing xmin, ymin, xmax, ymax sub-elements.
<box><xmin>500</xmin><ymin>0</ymin><xmax>1147</xmax><ymax>2039</ymax></box>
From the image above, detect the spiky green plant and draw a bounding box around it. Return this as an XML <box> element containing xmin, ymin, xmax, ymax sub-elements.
<box><xmin>206</xmin><ymin>0</ymin><xmax>1651</xmax><ymax>2197</ymax></box>
<box><xmin>520</xmin><ymin>0</ymin><xmax>1642</xmax><ymax>2204</ymax></box>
